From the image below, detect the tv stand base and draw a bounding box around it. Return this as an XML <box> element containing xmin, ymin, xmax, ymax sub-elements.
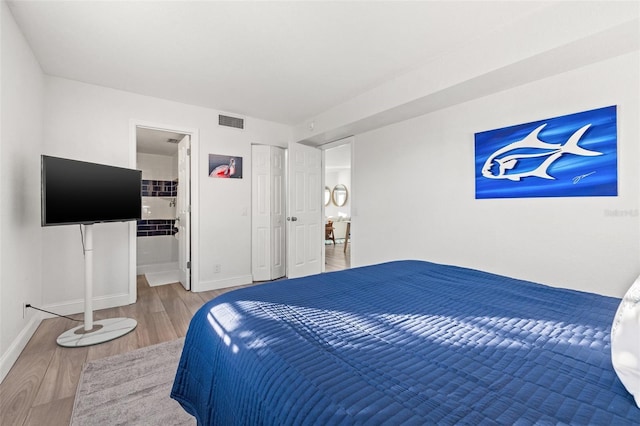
<box><xmin>56</xmin><ymin>317</ymin><xmax>137</xmax><ymax>347</ymax></box>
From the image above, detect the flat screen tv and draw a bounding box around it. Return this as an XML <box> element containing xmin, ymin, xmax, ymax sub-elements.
<box><xmin>41</xmin><ymin>155</ymin><xmax>142</xmax><ymax>226</ymax></box>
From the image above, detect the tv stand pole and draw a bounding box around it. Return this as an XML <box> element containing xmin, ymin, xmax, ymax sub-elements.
<box><xmin>57</xmin><ymin>224</ymin><xmax>137</xmax><ymax>347</ymax></box>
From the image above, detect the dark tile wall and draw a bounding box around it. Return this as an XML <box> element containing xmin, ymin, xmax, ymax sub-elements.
<box><xmin>137</xmin><ymin>219</ymin><xmax>177</xmax><ymax>237</ymax></box>
<box><xmin>138</xmin><ymin>179</ymin><xmax>178</xmax><ymax>237</ymax></box>
<box><xmin>141</xmin><ymin>179</ymin><xmax>177</xmax><ymax>197</ymax></box>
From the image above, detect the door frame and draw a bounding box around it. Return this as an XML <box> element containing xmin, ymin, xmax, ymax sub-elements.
<box><xmin>320</xmin><ymin>136</ymin><xmax>354</xmax><ymax>271</ymax></box>
<box><xmin>128</xmin><ymin>120</ymin><xmax>200</xmax><ymax>303</ymax></box>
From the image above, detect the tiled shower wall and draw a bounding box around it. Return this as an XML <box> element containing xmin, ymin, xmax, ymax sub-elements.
<box><xmin>138</xmin><ymin>179</ymin><xmax>178</xmax><ymax>237</ymax></box>
<box><xmin>141</xmin><ymin>179</ymin><xmax>177</xmax><ymax>198</ymax></box>
<box><xmin>136</xmin><ymin>152</ymin><xmax>179</xmax><ymax>271</ymax></box>
<box><xmin>137</xmin><ymin>153</ymin><xmax>178</xmax><ymax>237</ymax></box>
<box><xmin>137</xmin><ymin>218</ymin><xmax>176</xmax><ymax>237</ymax></box>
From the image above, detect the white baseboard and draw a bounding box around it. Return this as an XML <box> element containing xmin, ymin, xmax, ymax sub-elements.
<box><xmin>0</xmin><ymin>315</ymin><xmax>42</xmax><ymax>384</ymax></box>
<box><xmin>137</xmin><ymin>261</ymin><xmax>179</xmax><ymax>276</ymax></box>
<box><xmin>1</xmin><ymin>293</ymin><xmax>132</xmax><ymax>384</ymax></box>
<box><xmin>39</xmin><ymin>293</ymin><xmax>132</xmax><ymax>318</ymax></box>
<box><xmin>196</xmin><ymin>274</ymin><xmax>252</xmax><ymax>292</ymax></box>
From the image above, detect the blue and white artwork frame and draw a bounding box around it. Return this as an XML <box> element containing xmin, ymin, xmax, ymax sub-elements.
<box><xmin>475</xmin><ymin>106</ymin><xmax>617</xmax><ymax>199</ymax></box>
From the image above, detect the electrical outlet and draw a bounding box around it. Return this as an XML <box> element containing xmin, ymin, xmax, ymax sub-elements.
<box><xmin>23</xmin><ymin>302</ymin><xmax>28</xmax><ymax>319</ymax></box>
<box><xmin>214</xmin><ymin>264</ymin><xmax>221</xmax><ymax>273</ymax></box>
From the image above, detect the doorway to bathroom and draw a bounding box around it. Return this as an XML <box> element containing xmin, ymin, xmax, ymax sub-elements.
<box><xmin>136</xmin><ymin>127</ymin><xmax>191</xmax><ymax>290</ymax></box>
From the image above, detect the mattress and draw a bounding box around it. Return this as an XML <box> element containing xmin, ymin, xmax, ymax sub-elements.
<box><xmin>171</xmin><ymin>260</ymin><xmax>639</xmax><ymax>424</ymax></box>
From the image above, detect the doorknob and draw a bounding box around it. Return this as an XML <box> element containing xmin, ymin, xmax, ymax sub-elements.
<box><xmin>286</xmin><ymin>217</ymin><xmax>298</xmax><ymax>221</ymax></box>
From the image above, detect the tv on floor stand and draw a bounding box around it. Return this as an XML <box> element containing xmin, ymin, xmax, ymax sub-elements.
<box><xmin>56</xmin><ymin>224</ymin><xmax>137</xmax><ymax>347</ymax></box>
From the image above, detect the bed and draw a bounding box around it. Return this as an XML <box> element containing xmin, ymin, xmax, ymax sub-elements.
<box><xmin>171</xmin><ymin>260</ymin><xmax>639</xmax><ymax>424</ymax></box>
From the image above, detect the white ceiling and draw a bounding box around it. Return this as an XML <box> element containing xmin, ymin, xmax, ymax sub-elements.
<box><xmin>136</xmin><ymin>128</ymin><xmax>186</xmax><ymax>156</ymax></box>
<box><xmin>7</xmin><ymin>1</ymin><xmax>553</xmax><ymax>126</ymax></box>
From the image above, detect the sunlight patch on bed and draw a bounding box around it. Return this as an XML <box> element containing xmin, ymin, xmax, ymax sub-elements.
<box><xmin>375</xmin><ymin>312</ymin><xmax>610</xmax><ymax>350</ymax></box>
<box><xmin>207</xmin><ymin>311</ymin><xmax>239</xmax><ymax>354</ymax></box>
<box><xmin>208</xmin><ymin>299</ymin><xmax>609</xmax><ymax>355</ymax></box>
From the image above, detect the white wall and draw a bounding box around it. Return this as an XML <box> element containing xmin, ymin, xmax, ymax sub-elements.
<box><xmin>0</xmin><ymin>1</ymin><xmax>44</xmax><ymax>381</ymax></box>
<box><xmin>41</xmin><ymin>76</ymin><xmax>290</xmax><ymax>315</ymax></box>
<box><xmin>352</xmin><ymin>52</ymin><xmax>639</xmax><ymax>298</ymax></box>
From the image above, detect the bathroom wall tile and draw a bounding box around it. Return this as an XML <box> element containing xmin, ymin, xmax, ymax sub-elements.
<box><xmin>137</xmin><ymin>153</ymin><xmax>180</xmax><ymax>238</ymax></box>
<box><xmin>136</xmin><ymin>219</ymin><xmax>177</xmax><ymax>237</ymax></box>
<box><xmin>141</xmin><ymin>179</ymin><xmax>178</xmax><ymax>197</ymax></box>
<box><xmin>141</xmin><ymin>197</ymin><xmax>176</xmax><ymax>219</ymax></box>
<box><xmin>137</xmin><ymin>235</ymin><xmax>178</xmax><ymax>264</ymax></box>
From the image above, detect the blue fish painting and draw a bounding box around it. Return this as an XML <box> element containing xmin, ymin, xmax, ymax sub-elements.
<box><xmin>475</xmin><ymin>106</ymin><xmax>617</xmax><ymax>199</ymax></box>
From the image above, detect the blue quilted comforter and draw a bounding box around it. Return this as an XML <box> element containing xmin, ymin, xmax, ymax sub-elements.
<box><xmin>171</xmin><ymin>260</ymin><xmax>639</xmax><ymax>424</ymax></box>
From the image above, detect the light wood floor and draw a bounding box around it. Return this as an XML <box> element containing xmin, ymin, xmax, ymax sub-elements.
<box><xmin>325</xmin><ymin>240</ymin><xmax>351</xmax><ymax>272</ymax></box>
<box><xmin>0</xmin><ymin>277</ymin><xmax>255</xmax><ymax>426</ymax></box>
<box><xmin>0</xmin><ymin>247</ymin><xmax>349</xmax><ymax>426</ymax></box>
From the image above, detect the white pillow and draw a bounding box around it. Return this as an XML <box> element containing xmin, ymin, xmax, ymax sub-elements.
<box><xmin>611</xmin><ymin>274</ymin><xmax>640</xmax><ymax>408</ymax></box>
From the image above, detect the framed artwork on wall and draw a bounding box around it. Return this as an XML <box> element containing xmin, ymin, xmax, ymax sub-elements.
<box><xmin>209</xmin><ymin>154</ymin><xmax>243</xmax><ymax>179</ymax></box>
<box><xmin>474</xmin><ymin>105</ymin><xmax>617</xmax><ymax>199</ymax></box>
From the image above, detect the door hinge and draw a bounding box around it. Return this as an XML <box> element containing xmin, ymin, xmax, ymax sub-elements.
<box><xmin>187</xmin><ymin>148</ymin><xmax>191</xmax><ymax>156</ymax></box>
<box><xmin>187</xmin><ymin>261</ymin><xmax>191</xmax><ymax>269</ymax></box>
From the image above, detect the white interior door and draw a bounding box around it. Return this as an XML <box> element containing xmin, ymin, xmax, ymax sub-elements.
<box><xmin>252</xmin><ymin>145</ymin><xmax>271</xmax><ymax>281</ymax></box>
<box><xmin>252</xmin><ymin>146</ymin><xmax>286</xmax><ymax>281</ymax></box>
<box><xmin>177</xmin><ymin>135</ymin><xmax>191</xmax><ymax>290</ymax></box>
<box><xmin>271</xmin><ymin>147</ymin><xmax>286</xmax><ymax>279</ymax></box>
<box><xmin>287</xmin><ymin>142</ymin><xmax>322</xmax><ymax>278</ymax></box>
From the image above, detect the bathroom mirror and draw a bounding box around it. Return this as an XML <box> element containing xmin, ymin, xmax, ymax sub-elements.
<box><xmin>324</xmin><ymin>186</ymin><xmax>331</xmax><ymax>206</ymax></box>
<box><xmin>332</xmin><ymin>184</ymin><xmax>348</xmax><ymax>207</ymax></box>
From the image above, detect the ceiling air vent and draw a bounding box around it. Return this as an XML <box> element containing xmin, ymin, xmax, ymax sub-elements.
<box><xmin>166</xmin><ymin>138</ymin><xmax>181</xmax><ymax>144</ymax></box>
<box><xmin>219</xmin><ymin>114</ymin><xmax>244</xmax><ymax>129</ymax></box>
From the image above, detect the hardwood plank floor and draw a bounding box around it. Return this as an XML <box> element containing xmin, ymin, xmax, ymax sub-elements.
<box><xmin>0</xmin><ymin>276</ymin><xmax>251</xmax><ymax>426</ymax></box>
<box><xmin>0</xmin><ymin>248</ymin><xmax>350</xmax><ymax>426</ymax></box>
<box><xmin>325</xmin><ymin>240</ymin><xmax>350</xmax><ymax>272</ymax></box>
